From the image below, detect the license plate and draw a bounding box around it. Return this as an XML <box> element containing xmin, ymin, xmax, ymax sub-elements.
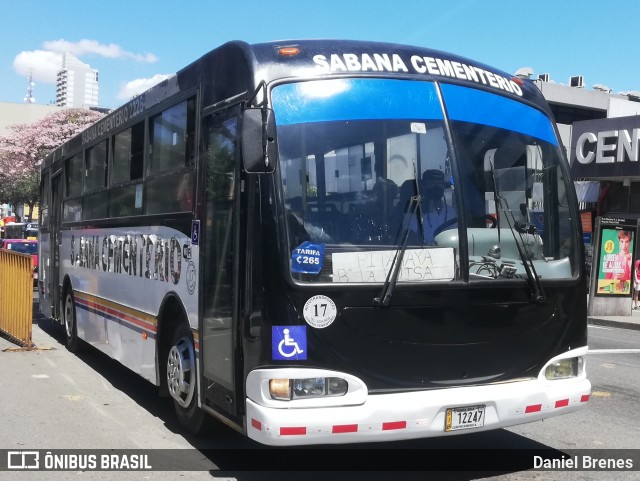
<box><xmin>444</xmin><ymin>405</ymin><xmax>485</xmax><ymax>432</ymax></box>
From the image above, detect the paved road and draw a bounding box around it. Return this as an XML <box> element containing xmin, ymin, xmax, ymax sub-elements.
<box><xmin>2</xmin><ymin>297</ymin><xmax>640</xmax><ymax>480</ymax></box>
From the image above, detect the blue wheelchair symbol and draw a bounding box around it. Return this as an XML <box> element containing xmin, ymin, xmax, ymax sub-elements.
<box><xmin>272</xmin><ymin>326</ymin><xmax>307</xmax><ymax>360</ymax></box>
<box><xmin>191</xmin><ymin>220</ymin><xmax>200</xmax><ymax>245</ymax></box>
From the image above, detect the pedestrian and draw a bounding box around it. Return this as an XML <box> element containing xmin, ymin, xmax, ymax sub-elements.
<box><xmin>634</xmin><ymin>259</ymin><xmax>640</xmax><ymax>309</ymax></box>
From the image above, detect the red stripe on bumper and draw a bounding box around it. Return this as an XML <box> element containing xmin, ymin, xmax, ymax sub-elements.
<box><xmin>382</xmin><ymin>421</ymin><xmax>407</xmax><ymax>431</ymax></box>
<box><xmin>525</xmin><ymin>404</ymin><xmax>542</xmax><ymax>413</ymax></box>
<box><xmin>555</xmin><ymin>399</ymin><xmax>569</xmax><ymax>408</ymax></box>
<box><xmin>280</xmin><ymin>426</ymin><xmax>307</xmax><ymax>436</ymax></box>
<box><xmin>332</xmin><ymin>424</ymin><xmax>358</xmax><ymax>434</ymax></box>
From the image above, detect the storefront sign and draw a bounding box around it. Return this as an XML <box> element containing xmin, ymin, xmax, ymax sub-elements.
<box><xmin>571</xmin><ymin>116</ymin><xmax>640</xmax><ymax>179</ymax></box>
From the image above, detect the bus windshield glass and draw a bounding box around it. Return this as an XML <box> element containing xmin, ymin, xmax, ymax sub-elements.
<box><xmin>272</xmin><ymin>78</ymin><xmax>575</xmax><ymax>284</ymax></box>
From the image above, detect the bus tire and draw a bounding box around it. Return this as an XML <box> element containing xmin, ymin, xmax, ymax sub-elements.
<box><xmin>63</xmin><ymin>289</ymin><xmax>81</xmax><ymax>353</ymax></box>
<box><xmin>167</xmin><ymin>323</ymin><xmax>204</xmax><ymax>434</ymax></box>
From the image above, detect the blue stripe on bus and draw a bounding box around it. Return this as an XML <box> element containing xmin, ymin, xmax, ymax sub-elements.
<box><xmin>272</xmin><ymin>79</ymin><xmax>444</xmax><ymax>125</ymax></box>
<box><xmin>440</xmin><ymin>83</ymin><xmax>558</xmax><ymax>146</ymax></box>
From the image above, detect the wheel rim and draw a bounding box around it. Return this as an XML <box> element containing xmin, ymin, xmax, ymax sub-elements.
<box><xmin>64</xmin><ymin>294</ymin><xmax>74</xmax><ymax>338</ymax></box>
<box><xmin>167</xmin><ymin>336</ymin><xmax>195</xmax><ymax>408</ymax></box>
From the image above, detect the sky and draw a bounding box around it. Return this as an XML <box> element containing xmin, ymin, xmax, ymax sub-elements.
<box><xmin>1</xmin><ymin>0</ymin><xmax>640</xmax><ymax>110</ymax></box>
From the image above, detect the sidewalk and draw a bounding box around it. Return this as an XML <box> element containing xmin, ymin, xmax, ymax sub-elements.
<box><xmin>0</xmin><ymin>299</ymin><xmax>59</xmax><ymax>351</ymax></box>
<box><xmin>588</xmin><ymin>306</ymin><xmax>640</xmax><ymax>330</ymax></box>
<box><xmin>585</xmin><ymin>291</ymin><xmax>640</xmax><ymax>331</ymax></box>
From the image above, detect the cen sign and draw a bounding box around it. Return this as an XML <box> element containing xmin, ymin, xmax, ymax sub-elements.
<box><xmin>571</xmin><ymin>115</ymin><xmax>640</xmax><ymax>178</ymax></box>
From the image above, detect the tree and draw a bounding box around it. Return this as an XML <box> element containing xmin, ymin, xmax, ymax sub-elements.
<box><xmin>0</xmin><ymin>108</ymin><xmax>105</xmax><ymax>220</ymax></box>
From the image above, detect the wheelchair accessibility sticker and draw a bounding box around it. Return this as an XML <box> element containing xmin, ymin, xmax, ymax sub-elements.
<box><xmin>272</xmin><ymin>326</ymin><xmax>307</xmax><ymax>360</ymax></box>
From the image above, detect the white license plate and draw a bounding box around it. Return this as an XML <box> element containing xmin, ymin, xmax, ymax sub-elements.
<box><xmin>444</xmin><ymin>405</ymin><xmax>485</xmax><ymax>432</ymax></box>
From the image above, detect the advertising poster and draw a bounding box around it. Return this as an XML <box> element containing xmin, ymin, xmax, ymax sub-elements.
<box><xmin>596</xmin><ymin>227</ymin><xmax>635</xmax><ymax>296</ymax></box>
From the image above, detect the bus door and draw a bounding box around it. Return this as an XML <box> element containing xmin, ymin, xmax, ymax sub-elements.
<box><xmin>198</xmin><ymin>108</ymin><xmax>241</xmax><ymax>423</ymax></box>
<box><xmin>50</xmin><ymin>171</ymin><xmax>63</xmax><ymax>320</ymax></box>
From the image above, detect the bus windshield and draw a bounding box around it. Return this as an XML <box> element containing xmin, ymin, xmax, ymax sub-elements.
<box><xmin>273</xmin><ymin>78</ymin><xmax>575</xmax><ymax>284</ymax></box>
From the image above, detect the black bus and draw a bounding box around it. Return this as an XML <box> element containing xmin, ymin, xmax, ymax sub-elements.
<box><xmin>39</xmin><ymin>39</ymin><xmax>590</xmax><ymax>445</ymax></box>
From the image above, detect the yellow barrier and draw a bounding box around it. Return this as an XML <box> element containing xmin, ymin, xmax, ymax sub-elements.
<box><xmin>0</xmin><ymin>249</ymin><xmax>34</xmax><ymax>347</ymax></box>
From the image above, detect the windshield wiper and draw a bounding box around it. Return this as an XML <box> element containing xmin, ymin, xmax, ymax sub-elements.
<box><xmin>374</xmin><ymin>163</ymin><xmax>423</xmax><ymax>307</ymax></box>
<box><xmin>373</xmin><ymin>194</ymin><xmax>421</xmax><ymax>306</ymax></box>
<box><xmin>490</xmin><ymin>162</ymin><xmax>545</xmax><ymax>302</ymax></box>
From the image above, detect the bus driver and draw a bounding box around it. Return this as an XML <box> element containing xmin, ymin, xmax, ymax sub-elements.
<box><xmin>414</xmin><ymin>169</ymin><xmax>457</xmax><ymax>243</ymax></box>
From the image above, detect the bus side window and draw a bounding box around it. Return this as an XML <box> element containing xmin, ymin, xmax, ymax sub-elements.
<box><xmin>64</xmin><ymin>152</ymin><xmax>84</xmax><ymax>222</ymax></box>
<box><xmin>144</xmin><ymin>98</ymin><xmax>196</xmax><ymax>215</ymax></box>
<box><xmin>110</xmin><ymin>122</ymin><xmax>145</xmax><ymax>218</ymax></box>
<box><xmin>130</xmin><ymin>122</ymin><xmax>145</xmax><ymax>180</ymax></box>
<box><xmin>112</xmin><ymin>122</ymin><xmax>144</xmax><ymax>185</ymax></box>
<box><xmin>148</xmin><ymin>98</ymin><xmax>195</xmax><ymax>174</ymax></box>
<box><xmin>85</xmin><ymin>140</ymin><xmax>108</xmax><ymax>192</ymax></box>
<box><xmin>66</xmin><ymin>153</ymin><xmax>83</xmax><ymax>197</ymax></box>
<box><xmin>110</xmin><ymin>184</ymin><xmax>143</xmax><ymax>218</ymax></box>
<box><xmin>146</xmin><ymin>172</ymin><xmax>194</xmax><ymax>214</ymax></box>
<box><xmin>40</xmin><ymin>171</ymin><xmax>50</xmax><ymax>227</ymax></box>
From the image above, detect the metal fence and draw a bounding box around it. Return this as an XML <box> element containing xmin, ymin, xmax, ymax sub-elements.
<box><xmin>0</xmin><ymin>249</ymin><xmax>33</xmax><ymax>347</ymax></box>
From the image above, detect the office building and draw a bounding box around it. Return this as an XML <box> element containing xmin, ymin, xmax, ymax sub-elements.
<box><xmin>56</xmin><ymin>52</ymin><xmax>99</xmax><ymax>108</ymax></box>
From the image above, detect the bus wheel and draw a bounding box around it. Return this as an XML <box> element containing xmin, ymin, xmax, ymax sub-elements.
<box><xmin>63</xmin><ymin>289</ymin><xmax>81</xmax><ymax>353</ymax></box>
<box><xmin>167</xmin><ymin>324</ymin><xmax>204</xmax><ymax>434</ymax></box>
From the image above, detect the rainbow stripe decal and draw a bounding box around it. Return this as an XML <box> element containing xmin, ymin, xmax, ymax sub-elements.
<box><xmin>74</xmin><ymin>291</ymin><xmax>158</xmax><ymax>340</ymax></box>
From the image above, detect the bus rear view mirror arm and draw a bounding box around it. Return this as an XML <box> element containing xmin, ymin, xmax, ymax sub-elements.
<box><xmin>242</xmin><ymin>107</ymin><xmax>277</xmax><ymax>174</ymax></box>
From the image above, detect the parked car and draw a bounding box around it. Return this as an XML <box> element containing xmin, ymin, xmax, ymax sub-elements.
<box><xmin>1</xmin><ymin>239</ymin><xmax>38</xmax><ymax>286</ymax></box>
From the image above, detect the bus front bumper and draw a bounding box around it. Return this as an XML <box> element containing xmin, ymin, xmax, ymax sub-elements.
<box><xmin>245</xmin><ymin>348</ymin><xmax>591</xmax><ymax>446</ymax></box>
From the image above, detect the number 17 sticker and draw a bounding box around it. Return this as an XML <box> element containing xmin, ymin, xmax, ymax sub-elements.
<box><xmin>303</xmin><ymin>295</ymin><xmax>337</xmax><ymax>329</ymax></box>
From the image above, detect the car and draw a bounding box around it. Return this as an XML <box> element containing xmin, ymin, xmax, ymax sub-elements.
<box><xmin>1</xmin><ymin>238</ymin><xmax>38</xmax><ymax>286</ymax></box>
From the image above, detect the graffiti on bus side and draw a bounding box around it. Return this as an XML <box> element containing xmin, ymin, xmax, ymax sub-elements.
<box><xmin>70</xmin><ymin>234</ymin><xmax>192</xmax><ymax>285</ymax></box>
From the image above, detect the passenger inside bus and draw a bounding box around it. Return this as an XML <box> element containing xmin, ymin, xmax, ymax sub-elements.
<box><xmin>285</xmin><ymin>197</ymin><xmax>338</xmax><ymax>245</ymax></box>
<box><xmin>351</xmin><ymin>178</ymin><xmax>398</xmax><ymax>244</ymax></box>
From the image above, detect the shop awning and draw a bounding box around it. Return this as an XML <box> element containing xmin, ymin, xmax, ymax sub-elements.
<box><xmin>574</xmin><ymin>180</ymin><xmax>600</xmax><ymax>203</ymax></box>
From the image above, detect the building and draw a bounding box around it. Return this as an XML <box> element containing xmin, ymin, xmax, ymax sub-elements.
<box><xmin>0</xmin><ymin>101</ymin><xmax>61</xmax><ymax>137</ymax></box>
<box><xmin>532</xmin><ymin>74</ymin><xmax>640</xmax><ymax>229</ymax></box>
<box><xmin>532</xmin><ymin>74</ymin><xmax>640</xmax><ymax>316</ymax></box>
<box><xmin>56</xmin><ymin>52</ymin><xmax>99</xmax><ymax>108</ymax></box>
<box><xmin>535</xmin><ymin>76</ymin><xmax>640</xmax><ymax>160</ymax></box>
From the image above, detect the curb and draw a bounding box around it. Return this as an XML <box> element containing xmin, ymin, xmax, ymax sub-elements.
<box><xmin>588</xmin><ymin>317</ymin><xmax>640</xmax><ymax>331</ymax></box>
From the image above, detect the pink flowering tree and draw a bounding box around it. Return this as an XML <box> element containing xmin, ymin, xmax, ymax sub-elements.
<box><xmin>0</xmin><ymin>108</ymin><xmax>104</xmax><ymax>220</ymax></box>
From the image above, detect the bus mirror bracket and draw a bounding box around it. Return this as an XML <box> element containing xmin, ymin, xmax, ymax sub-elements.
<box><xmin>242</xmin><ymin>107</ymin><xmax>277</xmax><ymax>174</ymax></box>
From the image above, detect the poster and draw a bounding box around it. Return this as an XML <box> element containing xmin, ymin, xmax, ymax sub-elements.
<box><xmin>596</xmin><ymin>227</ymin><xmax>634</xmax><ymax>296</ymax></box>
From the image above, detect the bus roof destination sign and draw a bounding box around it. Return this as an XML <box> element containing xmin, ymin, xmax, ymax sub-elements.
<box><xmin>312</xmin><ymin>53</ymin><xmax>523</xmax><ymax>96</ymax></box>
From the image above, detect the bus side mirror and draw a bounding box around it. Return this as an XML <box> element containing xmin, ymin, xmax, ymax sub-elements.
<box><xmin>242</xmin><ymin>107</ymin><xmax>277</xmax><ymax>174</ymax></box>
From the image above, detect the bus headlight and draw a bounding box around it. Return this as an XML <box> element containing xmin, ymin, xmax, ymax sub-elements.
<box><xmin>247</xmin><ymin>369</ymin><xmax>366</xmax><ymax>407</ymax></box>
<box><xmin>269</xmin><ymin>377</ymin><xmax>348</xmax><ymax>400</ymax></box>
<box><xmin>545</xmin><ymin>356</ymin><xmax>584</xmax><ymax>380</ymax></box>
